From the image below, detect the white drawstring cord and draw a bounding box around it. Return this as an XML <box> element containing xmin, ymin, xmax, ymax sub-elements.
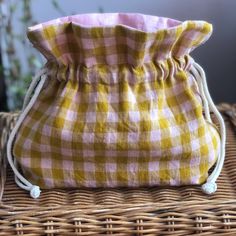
<box><xmin>7</xmin><ymin>69</ymin><xmax>47</xmax><ymax>199</ymax></box>
<box><xmin>191</xmin><ymin>66</ymin><xmax>212</xmax><ymax>123</ymax></box>
<box><xmin>190</xmin><ymin>62</ymin><xmax>226</xmax><ymax>194</ymax></box>
<box><xmin>22</xmin><ymin>69</ymin><xmax>46</xmax><ymax>110</ymax></box>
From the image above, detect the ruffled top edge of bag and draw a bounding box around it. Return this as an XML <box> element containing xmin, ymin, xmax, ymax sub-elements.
<box><xmin>27</xmin><ymin>13</ymin><xmax>213</xmax><ymax>67</ymax></box>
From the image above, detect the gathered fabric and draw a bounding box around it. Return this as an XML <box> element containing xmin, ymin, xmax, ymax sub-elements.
<box><xmin>8</xmin><ymin>13</ymin><xmax>224</xmax><ymax>197</ymax></box>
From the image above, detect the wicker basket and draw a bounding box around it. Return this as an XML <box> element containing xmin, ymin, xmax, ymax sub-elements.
<box><xmin>0</xmin><ymin>103</ymin><xmax>236</xmax><ymax>235</ymax></box>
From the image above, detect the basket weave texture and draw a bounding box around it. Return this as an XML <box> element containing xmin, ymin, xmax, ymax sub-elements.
<box><xmin>0</xmin><ymin>103</ymin><xmax>236</xmax><ymax>235</ymax></box>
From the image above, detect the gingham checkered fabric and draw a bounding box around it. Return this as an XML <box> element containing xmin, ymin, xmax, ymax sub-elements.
<box><xmin>13</xmin><ymin>13</ymin><xmax>220</xmax><ymax>188</ymax></box>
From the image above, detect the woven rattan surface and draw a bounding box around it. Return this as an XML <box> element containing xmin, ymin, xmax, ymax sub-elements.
<box><xmin>0</xmin><ymin>103</ymin><xmax>236</xmax><ymax>235</ymax></box>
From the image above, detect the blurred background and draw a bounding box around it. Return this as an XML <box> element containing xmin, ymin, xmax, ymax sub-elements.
<box><xmin>0</xmin><ymin>0</ymin><xmax>235</xmax><ymax>111</ymax></box>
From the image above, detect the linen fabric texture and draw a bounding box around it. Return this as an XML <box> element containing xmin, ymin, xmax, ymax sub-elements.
<box><xmin>13</xmin><ymin>13</ymin><xmax>220</xmax><ymax>189</ymax></box>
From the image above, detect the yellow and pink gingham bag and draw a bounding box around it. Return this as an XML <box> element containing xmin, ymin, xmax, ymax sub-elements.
<box><xmin>7</xmin><ymin>13</ymin><xmax>226</xmax><ymax>198</ymax></box>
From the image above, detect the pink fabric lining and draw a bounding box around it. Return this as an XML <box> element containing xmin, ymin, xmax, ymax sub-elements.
<box><xmin>29</xmin><ymin>13</ymin><xmax>181</xmax><ymax>33</ymax></box>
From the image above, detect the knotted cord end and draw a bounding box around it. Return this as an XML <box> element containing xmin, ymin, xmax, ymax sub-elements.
<box><xmin>201</xmin><ymin>181</ymin><xmax>217</xmax><ymax>194</ymax></box>
<box><xmin>30</xmin><ymin>185</ymin><xmax>41</xmax><ymax>199</ymax></box>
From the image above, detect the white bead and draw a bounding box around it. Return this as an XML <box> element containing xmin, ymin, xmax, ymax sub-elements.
<box><xmin>201</xmin><ymin>182</ymin><xmax>217</xmax><ymax>194</ymax></box>
<box><xmin>30</xmin><ymin>185</ymin><xmax>41</xmax><ymax>199</ymax></box>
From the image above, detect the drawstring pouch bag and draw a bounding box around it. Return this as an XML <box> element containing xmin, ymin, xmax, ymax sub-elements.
<box><xmin>7</xmin><ymin>13</ymin><xmax>226</xmax><ymax>199</ymax></box>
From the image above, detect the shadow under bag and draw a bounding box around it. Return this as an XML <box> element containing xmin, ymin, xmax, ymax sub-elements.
<box><xmin>7</xmin><ymin>13</ymin><xmax>226</xmax><ymax>198</ymax></box>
